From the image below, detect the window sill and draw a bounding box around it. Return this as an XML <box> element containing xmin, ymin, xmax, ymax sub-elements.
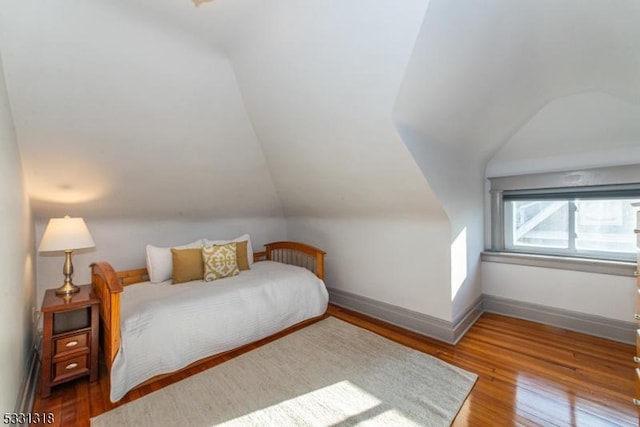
<box><xmin>481</xmin><ymin>251</ymin><xmax>637</xmax><ymax>277</ymax></box>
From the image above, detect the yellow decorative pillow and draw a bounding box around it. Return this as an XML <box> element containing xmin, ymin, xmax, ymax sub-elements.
<box><xmin>171</xmin><ymin>248</ymin><xmax>204</xmax><ymax>284</ymax></box>
<box><xmin>202</xmin><ymin>243</ymin><xmax>240</xmax><ymax>282</ymax></box>
<box><xmin>235</xmin><ymin>240</ymin><xmax>250</xmax><ymax>271</ymax></box>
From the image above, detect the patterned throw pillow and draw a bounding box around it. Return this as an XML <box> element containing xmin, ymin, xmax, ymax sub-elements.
<box><xmin>202</xmin><ymin>243</ymin><xmax>240</xmax><ymax>282</ymax></box>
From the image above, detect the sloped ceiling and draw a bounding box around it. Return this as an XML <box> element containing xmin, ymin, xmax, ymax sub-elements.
<box><xmin>488</xmin><ymin>92</ymin><xmax>640</xmax><ymax>176</ymax></box>
<box><xmin>394</xmin><ymin>0</ymin><xmax>640</xmax><ymax>166</ymax></box>
<box><xmin>0</xmin><ymin>1</ymin><xmax>283</xmax><ymax>220</ymax></box>
<box><xmin>225</xmin><ymin>0</ymin><xmax>441</xmax><ymax>217</ymax></box>
<box><xmin>1</xmin><ymin>0</ymin><xmax>638</xmax><ymax>222</ymax></box>
<box><xmin>0</xmin><ymin>0</ymin><xmax>442</xmax><ymax>221</ymax></box>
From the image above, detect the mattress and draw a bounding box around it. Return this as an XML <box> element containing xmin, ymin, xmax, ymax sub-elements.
<box><xmin>110</xmin><ymin>261</ymin><xmax>329</xmax><ymax>401</ymax></box>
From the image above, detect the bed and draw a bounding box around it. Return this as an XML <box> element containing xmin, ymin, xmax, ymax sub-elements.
<box><xmin>90</xmin><ymin>240</ymin><xmax>329</xmax><ymax>402</ymax></box>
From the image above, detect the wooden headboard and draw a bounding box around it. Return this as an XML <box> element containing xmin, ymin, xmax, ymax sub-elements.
<box><xmin>255</xmin><ymin>241</ymin><xmax>325</xmax><ymax>280</ymax></box>
<box><xmin>90</xmin><ymin>241</ymin><xmax>325</xmax><ymax>375</ymax></box>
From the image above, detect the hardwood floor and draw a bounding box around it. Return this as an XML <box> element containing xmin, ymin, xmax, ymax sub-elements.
<box><xmin>31</xmin><ymin>305</ymin><xmax>638</xmax><ymax>426</ymax></box>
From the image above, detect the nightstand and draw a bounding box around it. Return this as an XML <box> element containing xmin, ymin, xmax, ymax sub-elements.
<box><xmin>40</xmin><ymin>284</ymin><xmax>99</xmax><ymax>398</ymax></box>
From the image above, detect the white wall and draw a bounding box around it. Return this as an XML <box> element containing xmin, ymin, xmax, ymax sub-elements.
<box><xmin>0</xmin><ymin>50</ymin><xmax>35</xmax><ymax>412</ymax></box>
<box><xmin>393</xmin><ymin>0</ymin><xmax>498</xmax><ymax>322</ymax></box>
<box><xmin>286</xmin><ymin>216</ymin><xmax>452</xmax><ymax>320</ymax></box>
<box><xmin>393</xmin><ymin>126</ymin><xmax>485</xmax><ymax>323</ymax></box>
<box><xmin>483</xmin><ymin>263</ymin><xmax>635</xmax><ymax>323</ymax></box>
<box><xmin>34</xmin><ymin>216</ymin><xmax>286</xmax><ymax>308</ymax></box>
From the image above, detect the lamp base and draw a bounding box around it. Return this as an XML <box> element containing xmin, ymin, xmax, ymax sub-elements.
<box><xmin>55</xmin><ymin>282</ymin><xmax>80</xmax><ymax>296</ymax></box>
<box><xmin>55</xmin><ymin>250</ymin><xmax>80</xmax><ymax>296</ymax></box>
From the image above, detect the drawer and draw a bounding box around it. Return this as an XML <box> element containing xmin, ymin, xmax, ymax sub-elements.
<box><xmin>54</xmin><ymin>332</ymin><xmax>89</xmax><ymax>356</ymax></box>
<box><xmin>52</xmin><ymin>355</ymin><xmax>88</xmax><ymax>382</ymax></box>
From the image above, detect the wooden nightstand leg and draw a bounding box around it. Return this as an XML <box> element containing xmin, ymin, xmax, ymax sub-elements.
<box><xmin>41</xmin><ymin>386</ymin><xmax>51</xmax><ymax>398</ymax></box>
<box><xmin>89</xmin><ymin>303</ymin><xmax>99</xmax><ymax>382</ymax></box>
<box><xmin>41</xmin><ymin>312</ymin><xmax>53</xmax><ymax>398</ymax></box>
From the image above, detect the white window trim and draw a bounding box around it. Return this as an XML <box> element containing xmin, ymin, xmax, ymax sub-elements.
<box><xmin>481</xmin><ymin>251</ymin><xmax>636</xmax><ymax>277</ymax></box>
<box><xmin>486</xmin><ymin>164</ymin><xmax>640</xmax><ymax>277</ymax></box>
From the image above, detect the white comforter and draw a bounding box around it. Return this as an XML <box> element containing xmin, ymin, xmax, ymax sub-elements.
<box><xmin>110</xmin><ymin>261</ymin><xmax>329</xmax><ymax>402</ymax></box>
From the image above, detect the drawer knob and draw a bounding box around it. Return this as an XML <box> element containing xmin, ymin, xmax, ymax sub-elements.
<box><xmin>634</xmin><ymin>398</ymin><xmax>640</xmax><ymax>407</ymax></box>
<box><xmin>634</xmin><ymin>356</ymin><xmax>640</xmax><ymax>364</ymax></box>
<box><xmin>65</xmin><ymin>362</ymin><xmax>78</xmax><ymax>370</ymax></box>
<box><xmin>635</xmin><ymin>314</ymin><xmax>640</xmax><ymax>321</ymax></box>
<box><xmin>65</xmin><ymin>340</ymin><xmax>79</xmax><ymax>348</ymax></box>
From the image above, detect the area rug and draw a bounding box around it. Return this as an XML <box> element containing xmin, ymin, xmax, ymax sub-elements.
<box><xmin>91</xmin><ymin>317</ymin><xmax>477</xmax><ymax>427</ymax></box>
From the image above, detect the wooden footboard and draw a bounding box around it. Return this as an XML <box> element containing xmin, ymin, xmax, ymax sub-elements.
<box><xmin>90</xmin><ymin>262</ymin><xmax>149</xmax><ymax>373</ymax></box>
<box><xmin>90</xmin><ymin>261</ymin><xmax>121</xmax><ymax>373</ymax></box>
<box><xmin>91</xmin><ymin>241</ymin><xmax>325</xmax><ymax>377</ymax></box>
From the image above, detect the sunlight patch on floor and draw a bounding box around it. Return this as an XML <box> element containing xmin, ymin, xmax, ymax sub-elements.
<box><xmin>215</xmin><ymin>380</ymin><xmax>421</xmax><ymax>426</ymax></box>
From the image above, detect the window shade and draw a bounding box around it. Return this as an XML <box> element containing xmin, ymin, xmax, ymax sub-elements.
<box><xmin>503</xmin><ymin>184</ymin><xmax>640</xmax><ymax>201</ymax></box>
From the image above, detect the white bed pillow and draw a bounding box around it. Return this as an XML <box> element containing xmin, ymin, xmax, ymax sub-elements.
<box><xmin>146</xmin><ymin>239</ymin><xmax>203</xmax><ymax>283</ymax></box>
<box><xmin>204</xmin><ymin>234</ymin><xmax>254</xmax><ymax>266</ymax></box>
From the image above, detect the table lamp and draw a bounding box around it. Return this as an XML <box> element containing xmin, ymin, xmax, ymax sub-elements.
<box><xmin>39</xmin><ymin>215</ymin><xmax>95</xmax><ymax>295</ymax></box>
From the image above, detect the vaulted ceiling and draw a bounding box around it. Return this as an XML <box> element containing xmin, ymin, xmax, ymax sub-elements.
<box><xmin>1</xmin><ymin>0</ymin><xmax>638</xmax><ymax>221</ymax></box>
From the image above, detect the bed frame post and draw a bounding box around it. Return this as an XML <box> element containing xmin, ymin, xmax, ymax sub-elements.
<box><xmin>315</xmin><ymin>251</ymin><xmax>324</xmax><ymax>280</ymax></box>
<box><xmin>90</xmin><ymin>261</ymin><xmax>123</xmax><ymax>372</ymax></box>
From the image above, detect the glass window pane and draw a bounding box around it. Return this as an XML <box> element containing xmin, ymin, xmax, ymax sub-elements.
<box><xmin>508</xmin><ymin>200</ymin><xmax>569</xmax><ymax>249</ymax></box>
<box><xmin>575</xmin><ymin>198</ymin><xmax>639</xmax><ymax>257</ymax></box>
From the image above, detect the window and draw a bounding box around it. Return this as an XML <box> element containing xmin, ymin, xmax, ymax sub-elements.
<box><xmin>487</xmin><ymin>166</ymin><xmax>640</xmax><ymax>267</ymax></box>
<box><xmin>504</xmin><ymin>194</ymin><xmax>639</xmax><ymax>261</ymax></box>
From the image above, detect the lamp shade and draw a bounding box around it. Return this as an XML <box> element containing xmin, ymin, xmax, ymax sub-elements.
<box><xmin>38</xmin><ymin>216</ymin><xmax>95</xmax><ymax>252</ymax></box>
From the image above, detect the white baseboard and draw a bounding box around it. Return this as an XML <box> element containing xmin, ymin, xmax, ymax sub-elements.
<box><xmin>483</xmin><ymin>294</ymin><xmax>635</xmax><ymax>345</ymax></box>
<box><xmin>328</xmin><ymin>288</ymin><xmax>635</xmax><ymax>345</ymax></box>
<box><xmin>13</xmin><ymin>348</ymin><xmax>40</xmax><ymax>422</ymax></box>
<box><xmin>327</xmin><ymin>287</ymin><xmax>482</xmax><ymax>344</ymax></box>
